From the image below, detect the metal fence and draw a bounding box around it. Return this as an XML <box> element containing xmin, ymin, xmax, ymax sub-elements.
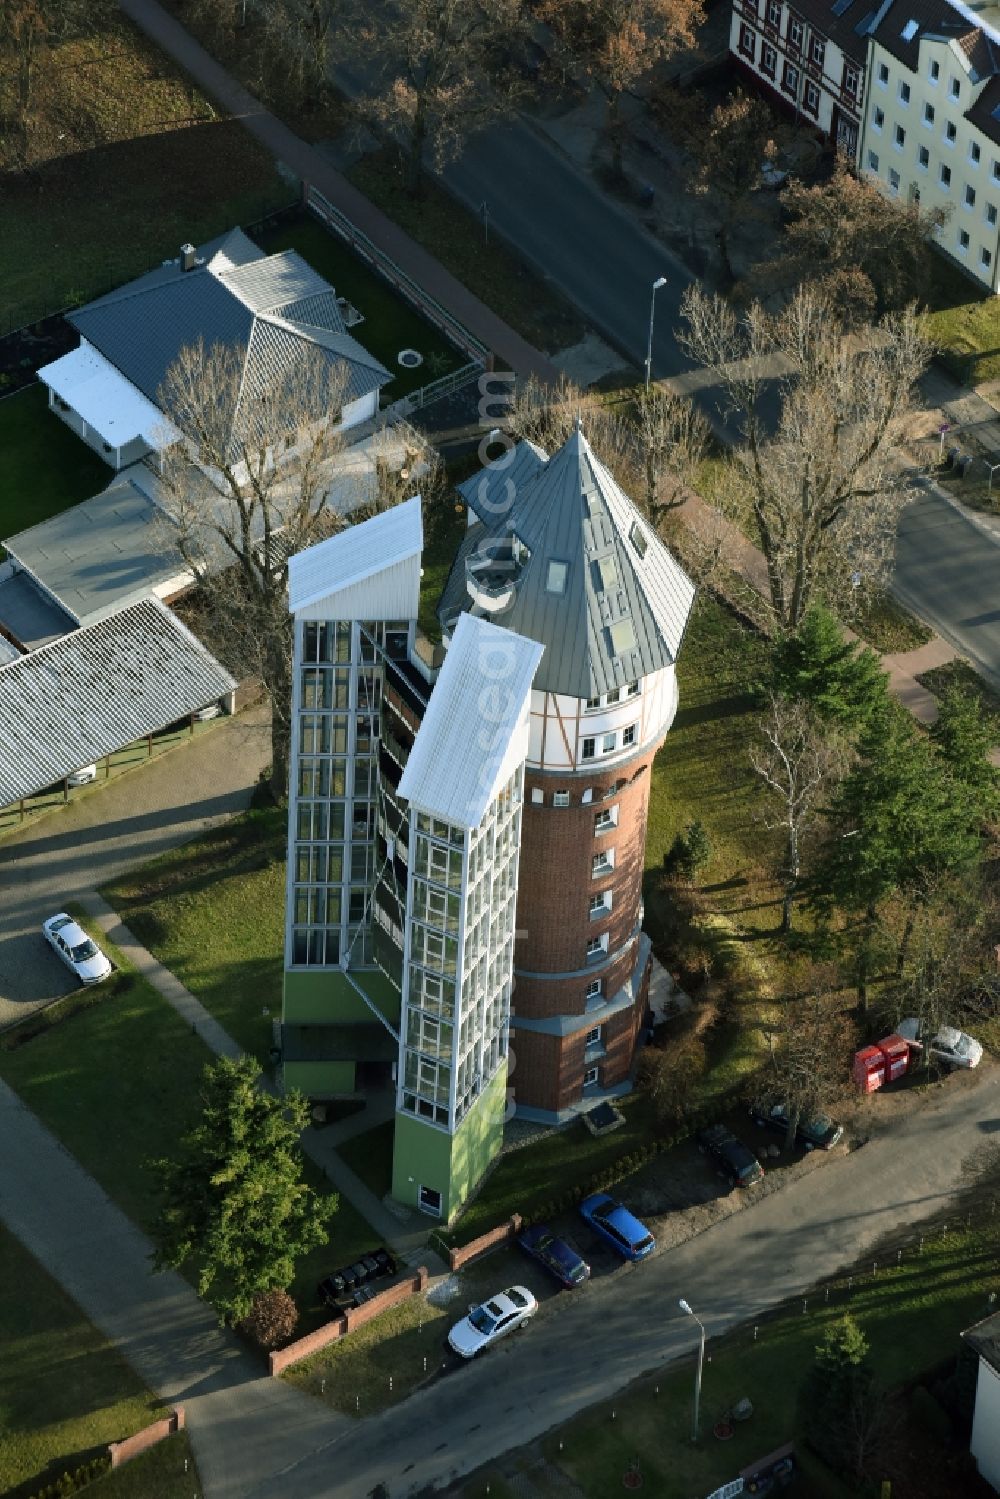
<box><xmin>304</xmin><ymin>184</ymin><xmax>491</xmax><ymax>367</ymax></box>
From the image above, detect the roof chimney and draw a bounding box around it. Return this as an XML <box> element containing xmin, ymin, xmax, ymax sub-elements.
<box><xmin>180</xmin><ymin>243</ymin><xmax>197</xmax><ymax>272</ymax></box>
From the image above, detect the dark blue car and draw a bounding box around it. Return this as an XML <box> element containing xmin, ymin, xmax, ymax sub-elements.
<box><xmin>518</xmin><ymin>1224</ymin><xmax>591</xmax><ymax>1288</ymax></box>
<box><xmin>579</xmin><ymin>1192</ymin><xmax>655</xmax><ymax>1262</ymax></box>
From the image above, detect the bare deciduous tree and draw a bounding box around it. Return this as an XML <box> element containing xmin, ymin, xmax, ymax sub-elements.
<box><xmin>750</xmin><ymin>694</ymin><xmax>848</xmax><ymax>934</ymax></box>
<box><xmin>539</xmin><ymin>0</ymin><xmax>704</xmax><ymax>177</ymax></box>
<box><xmin>358</xmin><ymin>0</ymin><xmax>529</xmax><ymax>195</ymax></box>
<box><xmin>636</xmin><ymin>383</ymin><xmax>709</xmax><ymax>529</ymax></box>
<box><xmin>758</xmin><ymin>989</ymin><xmax>854</xmax><ymax>1154</ymax></box>
<box><xmin>678</xmin><ymin>284</ymin><xmax>930</xmax><ymax>631</ymax></box>
<box><xmin>156</xmin><ymin>339</ymin><xmax>353</xmax><ymax>799</ymax></box>
<box><xmin>688</xmin><ymin>89</ymin><xmax>779</xmax><ymax>284</ymax></box>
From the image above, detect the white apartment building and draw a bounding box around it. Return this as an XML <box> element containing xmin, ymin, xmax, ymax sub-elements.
<box><xmin>859</xmin><ymin>0</ymin><xmax>1000</xmax><ymax>292</ymax></box>
<box><xmin>730</xmin><ymin>0</ymin><xmax>874</xmax><ymax>161</ymax></box>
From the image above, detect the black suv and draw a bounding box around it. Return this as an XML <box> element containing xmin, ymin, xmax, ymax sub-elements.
<box><xmin>697</xmin><ymin>1123</ymin><xmax>765</xmax><ymax>1188</ymax></box>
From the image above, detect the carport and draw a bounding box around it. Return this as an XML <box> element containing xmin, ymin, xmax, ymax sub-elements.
<box><xmin>0</xmin><ymin>596</ymin><xmax>236</xmax><ymax>815</ymax></box>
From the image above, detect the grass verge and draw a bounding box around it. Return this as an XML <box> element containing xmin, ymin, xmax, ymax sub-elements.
<box><xmin>283</xmin><ymin>1292</ymin><xmax>449</xmax><ymax>1416</ymax></box>
<box><xmin>348</xmin><ymin>149</ymin><xmax>587</xmax><ymax>355</ymax></box>
<box><xmin>90</xmin><ymin>1432</ymin><xmax>198</xmax><ymax>1499</ymax></box>
<box><xmin>852</xmin><ymin>591</ymin><xmax>933</xmax><ymax>654</ymax></box>
<box><xmin>101</xmin><ymin>805</ymin><xmax>287</xmax><ymax>1064</ymax></box>
<box><xmin>0</xmin><ymin>1225</ymin><xmax>170</xmax><ymax>1498</ymax></box>
<box><xmin>924</xmin><ymin>247</ymin><xmax>1000</xmax><ymax>386</ymax></box>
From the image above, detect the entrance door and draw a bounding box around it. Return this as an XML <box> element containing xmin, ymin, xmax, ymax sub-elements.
<box><xmin>418</xmin><ymin>1185</ymin><xmax>442</xmax><ymax>1217</ymax></box>
<box><xmin>834</xmin><ymin>110</ymin><xmax>859</xmax><ymax>161</ymax></box>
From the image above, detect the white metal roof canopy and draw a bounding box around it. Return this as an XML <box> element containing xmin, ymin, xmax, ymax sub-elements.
<box><xmin>0</xmin><ymin>597</ymin><xmax>236</xmax><ymax>806</ymax></box>
<box><xmin>38</xmin><ymin>344</ymin><xmax>179</xmax><ymax>451</ymax></box>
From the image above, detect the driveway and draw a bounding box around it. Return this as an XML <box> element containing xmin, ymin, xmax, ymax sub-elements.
<box><xmin>0</xmin><ymin>703</ymin><xmax>270</xmax><ymax>1029</ymax></box>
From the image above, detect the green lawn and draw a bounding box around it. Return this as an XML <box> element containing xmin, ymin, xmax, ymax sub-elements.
<box><xmin>0</xmin><ymin>1226</ymin><xmax>171</xmax><ymax>1497</ymax></box>
<box><xmin>283</xmin><ymin>1290</ymin><xmax>449</xmax><ymax>1416</ymax></box>
<box><xmin>338</xmin><ymin>1120</ymin><xmax>395</xmax><ymax>1200</ymax></box>
<box><xmin>919</xmin><ymin>657</ymin><xmax>1000</xmax><ymax>725</ymax></box>
<box><xmin>101</xmin><ymin>805</ymin><xmax>287</xmax><ymax>1064</ymax></box>
<box><xmin>252</xmin><ymin>215</ymin><xmax>466</xmax><ymax>399</ymax></box>
<box><xmin>459</xmin><ymin>1192</ymin><xmax>1000</xmax><ymax>1499</ymax></box>
<box><xmin>924</xmin><ymin>250</ymin><xmax>1000</xmax><ymax>385</ymax></box>
<box><xmin>0</xmin><ymin>938</ymin><xmax>215</xmax><ymax>1235</ymax></box>
<box><xmin>91</xmin><ymin>1433</ymin><xmax>198</xmax><ymax>1499</ymax></box>
<box><xmin>1</xmin><ymin>14</ymin><xmax>288</xmax><ymax>331</ymax></box>
<box><xmin>348</xmin><ymin>149</ymin><xmax>587</xmax><ymax>356</ymax></box>
<box><xmin>0</xmin><ymin>385</ymin><xmax>111</xmax><ymax>542</ymax></box>
<box><xmin>446</xmin><ymin>1091</ymin><xmax>657</xmax><ymax>1246</ymax></box>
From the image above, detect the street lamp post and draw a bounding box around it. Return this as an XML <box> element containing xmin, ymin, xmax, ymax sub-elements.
<box><xmin>645</xmin><ymin>276</ymin><xmax>668</xmax><ymax>391</ymax></box>
<box><xmin>679</xmin><ymin>1298</ymin><xmax>706</xmax><ymax>1443</ymax></box>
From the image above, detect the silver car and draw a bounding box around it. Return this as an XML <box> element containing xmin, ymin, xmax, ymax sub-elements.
<box><xmin>447</xmin><ymin>1286</ymin><xmax>536</xmax><ymax>1359</ymax></box>
<box><xmin>42</xmin><ymin>913</ymin><xmax>113</xmax><ymax>986</ymax></box>
<box><xmin>897</xmin><ymin>1017</ymin><xmax>983</xmax><ymax>1069</ymax></box>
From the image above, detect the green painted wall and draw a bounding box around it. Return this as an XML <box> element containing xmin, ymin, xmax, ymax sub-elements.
<box><xmin>391</xmin><ymin>1064</ymin><xmax>507</xmax><ymax>1222</ymax></box>
<box><xmin>284</xmin><ymin>1060</ymin><xmax>356</xmax><ymax>1097</ymax></box>
<box><xmin>283</xmin><ymin>968</ymin><xmax>401</xmax><ymax>1026</ymax></box>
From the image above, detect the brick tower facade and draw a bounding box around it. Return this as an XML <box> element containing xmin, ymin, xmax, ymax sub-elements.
<box><xmin>447</xmin><ymin>424</ymin><xmax>695</xmax><ymax>1123</ymax></box>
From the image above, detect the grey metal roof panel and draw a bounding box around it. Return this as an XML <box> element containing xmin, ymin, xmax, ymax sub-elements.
<box><xmin>220</xmin><ymin>250</ymin><xmax>334</xmax><ymax>314</ymax></box>
<box><xmin>456</xmin><ymin>440</ymin><xmax>548</xmax><ymax>524</ymax></box>
<box><xmin>0</xmin><ymin>597</ymin><xmax>236</xmax><ymax>805</ymax></box>
<box><xmin>3</xmin><ymin>475</ymin><xmax>185</xmax><ymax>628</ymax></box>
<box><xmin>69</xmin><ymin>273</ymin><xmax>255</xmax><ymax>407</ymax></box>
<box><xmin>0</xmin><ymin>571</ymin><xmax>76</xmax><ymax>650</ymax></box>
<box><xmin>450</xmin><ymin>428</ymin><xmax>695</xmax><ymax>700</ymax></box>
<box><xmin>278</xmin><ymin>292</ymin><xmax>347</xmax><ymax>334</ymax></box>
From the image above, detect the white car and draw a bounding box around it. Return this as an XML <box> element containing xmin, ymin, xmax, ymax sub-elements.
<box><xmin>447</xmin><ymin>1285</ymin><xmax>536</xmax><ymax>1359</ymax></box>
<box><xmin>66</xmin><ymin>764</ymin><xmax>97</xmax><ymax>787</ymax></box>
<box><xmin>897</xmin><ymin>1017</ymin><xmax>983</xmax><ymax>1069</ymax></box>
<box><xmin>42</xmin><ymin>913</ymin><xmax>113</xmax><ymax>986</ymax></box>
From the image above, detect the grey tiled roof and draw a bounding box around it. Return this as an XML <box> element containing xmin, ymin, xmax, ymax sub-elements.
<box><xmin>67</xmin><ymin>230</ymin><xmax>392</xmax><ymax>459</ymax></box>
<box><xmin>445</xmin><ymin>428</ymin><xmax>695</xmax><ymax>701</ymax></box>
<box><xmin>0</xmin><ymin>597</ymin><xmax>236</xmax><ymax>805</ymax></box>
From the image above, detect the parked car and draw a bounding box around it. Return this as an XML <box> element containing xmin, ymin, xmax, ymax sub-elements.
<box><xmin>66</xmin><ymin>764</ymin><xmax>97</xmax><ymax>787</ymax></box>
<box><xmin>697</xmin><ymin>1123</ymin><xmax>765</xmax><ymax>1188</ymax></box>
<box><xmin>518</xmin><ymin>1224</ymin><xmax>590</xmax><ymax>1288</ymax></box>
<box><xmin>749</xmin><ymin>1102</ymin><xmax>844</xmax><ymax>1151</ymax></box>
<box><xmin>897</xmin><ymin>1017</ymin><xmax>983</xmax><ymax>1069</ymax></box>
<box><xmin>579</xmin><ymin>1192</ymin><xmax>655</xmax><ymax>1262</ymax></box>
<box><xmin>192</xmin><ymin>701</ymin><xmax>223</xmax><ymax>722</ymax></box>
<box><xmin>317</xmin><ymin>1246</ymin><xmax>396</xmax><ymax>1308</ymax></box>
<box><xmin>447</xmin><ymin>1286</ymin><xmax>536</xmax><ymax>1358</ymax></box>
<box><xmin>41</xmin><ymin>913</ymin><xmax>112</xmax><ymax>986</ymax></box>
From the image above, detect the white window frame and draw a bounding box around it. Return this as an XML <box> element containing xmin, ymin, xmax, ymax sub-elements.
<box><xmin>898</xmin><ymin>80</ymin><xmax>910</xmax><ymax>105</ymax></box>
<box><xmin>530</xmin><ymin>787</ymin><xmax>543</xmax><ymax>804</ymax></box>
<box><xmin>872</xmin><ymin>105</ymin><xmax>884</xmax><ymax>131</ymax></box>
<box><xmin>959</xmin><ymin>228</ymin><xmax>970</xmax><ymax>252</ymax></box>
<box><xmin>552</xmin><ymin>790</ymin><xmax>570</xmax><ymax>808</ymax></box>
<box><xmin>585</xmin><ymin>1025</ymin><xmax>603</xmax><ymax>1047</ymax></box>
<box><xmin>588</xmin><ymin>889</ymin><xmax>613</xmax><ymax>920</ymax></box>
<box><xmin>965</xmin><ymin>184</ymin><xmax>977</xmax><ymax>210</ymax></box>
<box><xmin>867</xmin><ymin>149</ymin><xmax>879</xmax><ymax>173</ymax></box>
<box><xmin>918</xmin><ymin>145</ymin><xmax>929</xmax><ymax>170</ymax></box>
<box><xmin>888</xmin><ymin>168</ymin><xmax>900</xmax><ymax>194</ymax></box>
<box><xmin>585</xmin><ymin>978</ymin><xmax>603</xmax><ymax>1001</ymax></box>
<box><xmin>876</xmin><ymin>61</ymin><xmax>889</xmax><ymax>87</ymax></box>
<box><xmin>583</xmin><ymin>1065</ymin><xmax>600</xmax><ymax>1087</ymax></box>
<box><xmin>923</xmin><ymin>102</ymin><xmax>934</xmax><ymax>128</ymax></box>
<box><xmin>592</xmin><ymin>847</ymin><xmax>616</xmax><ymax>877</ymax></box>
<box><xmin>893</xmin><ymin>123</ymin><xmax>905</xmax><ymax>150</ymax></box>
<box><xmin>594</xmin><ymin>805</ymin><xmax>619</xmax><ymax>835</ymax></box>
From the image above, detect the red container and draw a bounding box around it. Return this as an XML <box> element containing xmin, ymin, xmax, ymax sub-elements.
<box><xmin>878</xmin><ymin>1034</ymin><xmax>910</xmax><ymax>1083</ymax></box>
<box><xmin>853</xmin><ymin>1045</ymin><xmax>885</xmax><ymax>1092</ymax></box>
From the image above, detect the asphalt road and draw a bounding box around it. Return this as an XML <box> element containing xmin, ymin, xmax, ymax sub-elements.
<box><xmin>0</xmin><ymin>704</ymin><xmax>270</xmax><ymax>1029</ymax></box>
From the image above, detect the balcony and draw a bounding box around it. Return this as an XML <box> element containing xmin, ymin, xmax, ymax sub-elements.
<box><xmin>465</xmin><ymin>539</ymin><xmax>521</xmax><ymax>614</ymax></box>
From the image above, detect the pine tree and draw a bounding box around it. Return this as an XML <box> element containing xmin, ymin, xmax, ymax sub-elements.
<box><xmin>150</xmin><ymin>1056</ymin><xmax>334</xmax><ymax>1324</ymax></box>
<box><xmin>769</xmin><ymin>606</ymin><xmax>887</xmax><ymax>731</ymax></box>
<box><xmin>930</xmin><ymin>686</ymin><xmax>1000</xmax><ymax>821</ymax></box>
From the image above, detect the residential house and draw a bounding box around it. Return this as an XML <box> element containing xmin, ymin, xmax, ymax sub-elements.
<box><xmin>859</xmin><ymin>0</ymin><xmax>1000</xmax><ymax>291</ymax></box>
<box><xmin>964</xmin><ymin>1309</ymin><xmax>1000</xmax><ymax>1490</ymax></box>
<box><xmin>279</xmin><ymin>424</ymin><xmax>695</xmax><ymax>1220</ymax></box>
<box><xmin>730</xmin><ymin>0</ymin><xmax>875</xmax><ymax>161</ymax></box>
<box><xmin>38</xmin><ymin>228</ymin><xmax>392</xmax><ymax>473</ymax></box>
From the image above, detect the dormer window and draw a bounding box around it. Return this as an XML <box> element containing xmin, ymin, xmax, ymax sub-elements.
<box><xmin>597</xmin><ymin>555</ymin><xmax>619</xmax><ymax>590</ymax></box>
<box><xmin>901</xmin><ymin>19</ymin><xmax>918</xmax><ymax>41</ymax></box>
<box><xmin>546</xmin><ymin>559</ymin><xmax>568</xmax><ymax>594</ymax></box>
<box><xmin>609</xmin><ymin>618</ymin><xmax>636</xmax><ymax>655</ymax></box>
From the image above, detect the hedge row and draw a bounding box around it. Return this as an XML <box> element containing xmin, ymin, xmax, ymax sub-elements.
<box><xmin>26</xmin><ymin>1456</ymin><xmax>111</xmax><ymax>1499</ymax></box>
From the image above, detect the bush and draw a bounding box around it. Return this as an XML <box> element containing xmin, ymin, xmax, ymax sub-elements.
<box><xmin>664</xmin><ymin>820</ymin><xmax>713</xmax><ymax>882</ymax></box>
<box><xmin>26</xmin><ymin>1456</ymin><xmax>111</xmax><ymax>1499</ymax></box>
<box><xmin>238</xmin><ymin>1288</ymin><xmax>299</xmax><ymax>1349</ymax></box>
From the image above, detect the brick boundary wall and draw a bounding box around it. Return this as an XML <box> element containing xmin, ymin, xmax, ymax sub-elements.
<box><xmin>108</xmin><ymin>1408</ymin><xmax>185</xmax><ymax>1469</ymax></box>
<box><xmin>269</xmin><ymin>1268</ymin><xmax>428</xmax><ymax>1376</ymax></box>
<box><xmin>448</xmin><ymin>1215</ymin><xmax>522</xmax><ymax>1271</ymax></box>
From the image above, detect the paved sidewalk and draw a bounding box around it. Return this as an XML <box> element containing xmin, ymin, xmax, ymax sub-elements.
<box><xmin>78</xmin><ymin>890</ymin><xmax>438</xmax><ymax>1264</ymax></box>
<box><xmin>119</xmin><ymin>0</ymin><xmax>559</xmax><ymax>387</ymax></box>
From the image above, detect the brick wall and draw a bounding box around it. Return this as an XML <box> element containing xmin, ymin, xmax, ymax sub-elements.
<box><xmin>108</xmin><ymin>1408</ymin><xmax>185</xmax><ymax>1469</ymax></box>
<box><xmin>448</xmin><ymin>1215</ymin><xmax>522</xmax><ymax>1270</ymax></box>
<box><xmin>516</xmin><ymin>751</ymin><xmax>659</xmax><ymax>987</ymax></box>
<box><xmin>268</xmin><ymin>1268</ymin><xmax>428</xmax><ymax>1376</ymax></box>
